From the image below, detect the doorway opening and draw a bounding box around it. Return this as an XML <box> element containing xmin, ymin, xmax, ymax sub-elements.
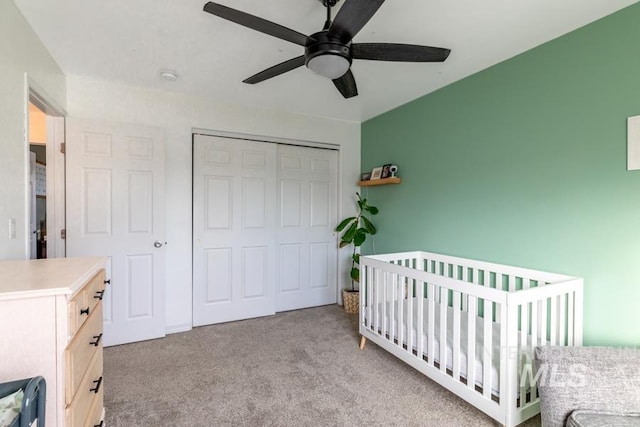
<box><xmin>28</xmin><ymin>102</ymin><xmax>47</xmax><ymax>258</ymax></box>
<box><xmin>27</xmin><ymin>89</ymin><xmax>66</xmax><ymax>259</ymax></box>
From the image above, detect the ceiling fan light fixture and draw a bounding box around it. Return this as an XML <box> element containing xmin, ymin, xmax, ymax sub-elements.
<box><xmin>306</xmin><ymin>54</ymin><xmax>350</xmax><ymax>79</ymax></box>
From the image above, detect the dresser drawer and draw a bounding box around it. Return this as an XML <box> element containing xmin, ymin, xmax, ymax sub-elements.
<box><xmin>66</xmin><ymin>350</ymin><xmax>103</xmax><ymax>427</ymax></box>
<box><xmin>68</xmin><ymin>287</ymin><xmax>88</xmax><ymax>336</ymax></box>
<box><xmin>66</xmin><ymin>303</ymin><xmax>103</xmax><ymax>404</ymax></box>
<box><xmin>86</xmin><ymin>270</ymin><xmax>106</xmax><ymax>312</ymax></box>
<box><xmin>69</xmin><ymin>271</ymin><xmax>104</xmax><ymax>336</ymax></box>
<box><xmin>85</xmin><ymin>382</ymin><xmax>105</xmax><ymax>427</ymax></box>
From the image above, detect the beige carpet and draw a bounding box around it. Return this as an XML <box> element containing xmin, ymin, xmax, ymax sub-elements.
<box><xmin>104</xmin><ymin>305</ymin><xmax>541</xmax><ymax>426</ymax></box>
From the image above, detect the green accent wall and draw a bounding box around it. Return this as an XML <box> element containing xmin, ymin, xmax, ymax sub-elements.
<box><xmin>361</xmin><ymin>3</ymin><xmax>640</xmax><ymax>346</ymax></box>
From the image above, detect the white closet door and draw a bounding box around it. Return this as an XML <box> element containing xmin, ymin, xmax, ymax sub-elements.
<box><xmin>66</xmin><ymin>119</ymin><xmax>166</xmax><ymax>346</ymax></box>
<box><xmin>276</xmin><ymin>145</ymin><xmax>338</xmax><ymax>311</ymax></box>
<box><xmin>193</xmin><ymin>134</ymin><xmax>277</xmax><ymax>326</ymax></box>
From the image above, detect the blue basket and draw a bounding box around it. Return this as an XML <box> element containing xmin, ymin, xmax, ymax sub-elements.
<box><xmin>0</xmin><ymin>377</ymin><xmax>46</xmax><ymax>427</ymax></box>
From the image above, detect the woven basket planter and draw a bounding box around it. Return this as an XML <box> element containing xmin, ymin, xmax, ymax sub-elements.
<box><xmin>342</xmin><ymin>290</ymin><xmax>359</xmax><ymax>314</ymax></box>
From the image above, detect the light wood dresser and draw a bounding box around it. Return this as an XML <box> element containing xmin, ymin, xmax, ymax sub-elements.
<box><xmin>0</xmin><ymin>257</ymin><xmax>107</xmax><ymax>427</ymax></box>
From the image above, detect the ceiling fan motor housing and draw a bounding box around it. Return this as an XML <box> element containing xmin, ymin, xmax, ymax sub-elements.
<box><xmin>305</xmin><ymin>31</ymin><xmax>352</xmax><ymax>78</ymax></box>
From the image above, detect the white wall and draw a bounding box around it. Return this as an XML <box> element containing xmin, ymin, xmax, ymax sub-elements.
<box><xmin>0</xmin><ymin>0</ymin><xmax>66</xmax><ymax>259</ymax></box>
<box><xmin>66</xmin><ymin>76</ymin><xmax>360</xmax><ymax>332</ymax></box>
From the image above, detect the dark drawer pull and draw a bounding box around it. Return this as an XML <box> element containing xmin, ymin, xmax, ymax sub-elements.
<box><xmin>80</xmin><ymin>307</ymin><xmax>90</xmax><ymax>316</ymax></box>
<box><xmin>90</xmin><ymin>376</ymin><xmax>103</xmax><ymax>394</ymax></box>
<box><xmin>104</xmin><ymin>279</ymin><xmax>111</xmax><ymax>285</ymax></box>
<box><xmin>90</xmin><ymin>333</ymin><xmax>103</xmax><ymax>347</ymax></box>
<box><xmin>94</xmin><ymin>421</ymin><xmax>104</xmax><ymax>427</ymax></box>
<box><xmin>94</xmin><ymin>290</ymin><xmax>105</xmax><ymax>300</ymax></box>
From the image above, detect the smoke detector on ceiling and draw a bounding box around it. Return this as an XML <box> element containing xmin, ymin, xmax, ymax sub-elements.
<box><xmin>159</xmin><ymin>69</ymin><xmax>178</xmax><ymax>81</ymax></box>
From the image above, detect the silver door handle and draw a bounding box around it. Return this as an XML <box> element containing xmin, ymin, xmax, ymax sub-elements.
<box><xmin>154</xmin><ymin>240</ymin><xmax>164</xmax><ymax>248</ymax></box>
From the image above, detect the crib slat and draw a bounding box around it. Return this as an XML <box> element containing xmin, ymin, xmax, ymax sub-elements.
<box><xmin>518</xmin><ymin>282</ymin><xmax>530</xmax><ymax>404</ymax></box>
<box><xmin>427</xmin><ymin>283</ymin><xmax>436</xmax><ymax>365</ymax></box>
<box><xmin>452</xmin><ymin>291</ymin><xmax>461</xmax><ymax>380</ymax></box>
<box><xmin>473</xmin><ymin>268</ymin><xmax>480</xmax><ymax>287</ymax></box>
<box><xmin>390</xmin><ymin>273</ymin><xmax>396</xmax><ymax>343</ymax></box>
<box><xmin>558</xmin><ymin>293</ymin><xmax>567</xmax><ymax>346</ymax></box>
<box><xmin>492</xmin><ymin>272</ymin><xmax>501</xmax><ymax>324</ymax></box>
<box><xmin>417</xmin><ymin>281</ymin><xmax>425</xmax><ymax>359</ymax></box>
<box><xmin>574</xmin><ymin>286</ymin><xmax>584</xmax><ymax>345</ymax></box>
<box><xmin>361</xmin><ymin>264</ymin><xmax>368</xmax><ymax>328</ymax></box>
<box><xmin>467</xmin><ymin>295</ymin><xmax>477</xmax><ymax>391</ymax></box>
<box><xmin>498</xmin><ymin>300</ymin><xmax>508</xmax><ymax>407</ymax></box>
<box><xmin>549</xmin><ymin>296</ymin><xmax>557</xmax><ymax>345</ymax></box>
<box><xmin>397</xmin><ymin>273</ymin><xmax>404</xmax><ymax>349</ymax></box>
<box><xmin>539</xmin><ymin>299</ymin><xmax>548</xmax><ymax>346</ymax></box>
<box><xmin>519</xmin><ymin>301</ymin><xmax>529</xmax><ymax>406</ymax></box>
<box><xmin>461</xmin><ymin>266</ymin><xmax>469</xmax><ymax>311</ymax></box>
<box><xmin>482</xmin><ymin>299</ymin><xmax>492</xmax><ymax>399</ymax></box>
<box><xmin>567</xmin><ymin>291</ymin><xmax>575</xmax><ymax>345</ymax></box>
<box><xmin>381</xmin><ymin>270</ymin><xmax>388</xmax><ymax>338</ymax></box>
<box><xmin>367</xmin><ymin>267</ymin><xmax>375</xmax><ymax>331</ymax></box>
<box><xmin>407</xmin><ymin>276</ymin><xmax>414</xmax><ymax>353</ymax></box>
<box><xmin>373</xmin><ymin>270</ymin><xmax>380</xmax><ymax>336</ymax></box>
<box><xmin>531</xmin><ymin>298</ymin><xmax>538</xmax><ymax>348</ymax></box>
<box><xmin>439</xmin><ymin>286</ymin><xmax>448</xmax><ymax>373</ymax></box>
<box><xmin>518</xmin><ymin>299</ymin><xmax>528</xmax><ymax>341</ymax></box>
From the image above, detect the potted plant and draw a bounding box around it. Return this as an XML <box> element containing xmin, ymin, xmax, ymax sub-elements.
<box><xmin>335</xmin><ymin>192</ymin><xmax>378</xmax><ymax>314</ymax></box>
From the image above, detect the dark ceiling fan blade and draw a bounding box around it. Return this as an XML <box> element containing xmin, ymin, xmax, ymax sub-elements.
<box><xmin>243</xmin><ymin>56</ymin><xmax>306</xmax><ymax>84</ymax></box>
<box><xmin>352</xmin><ymin>43</ymin><xmax>451</xmax><ymax>62</ymax></box>
<box><xmin>203</xmin><ymin>2</ymin><xmax>309</xmax><ymax>46</ymax></box>
<box><xmin>332</xmin><ymin>70</ymin><xmax>358</xmax><ymax>98</ymax></box>
<box><xmin>328</xmin><ymin>0</ymin><xmax>384</xmax><ymax>42</ymax></box>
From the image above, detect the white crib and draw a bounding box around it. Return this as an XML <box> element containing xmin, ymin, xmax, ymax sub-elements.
<box><xmin>359</xmin><ymin>251</ymin><xmax>583</xmax><ymax>427</ymax></box>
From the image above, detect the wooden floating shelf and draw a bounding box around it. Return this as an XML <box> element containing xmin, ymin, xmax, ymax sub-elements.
<box><xmin>358</xmin><ymin>177</ymin><xmax>402</xmax><ymax>187</ymax></box>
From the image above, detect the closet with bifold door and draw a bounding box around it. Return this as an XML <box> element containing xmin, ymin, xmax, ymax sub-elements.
<box><xmin>192</xmin><ymin>133</ymin><xmax>338</xmax><ymax>326</ymax></box>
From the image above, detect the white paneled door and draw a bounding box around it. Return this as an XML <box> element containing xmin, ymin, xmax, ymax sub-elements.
<box><xmin>66</xmin><ymin>119</ymin><xmax>166</xmax><ymax>346</ymax></box>
<box><xmin>193</xmin><ymin>135</ymin><xmax>338</xmax><ymax>327</ymax></box>
<box><xmin>276</xmin><ymin>145</ymin><xmax>338</xmax><ymax>312</ymax></box>
<box><xmin>193</xmin><ymin>135</ymin><xmax>278</xmax><ymax>326</ymax></box>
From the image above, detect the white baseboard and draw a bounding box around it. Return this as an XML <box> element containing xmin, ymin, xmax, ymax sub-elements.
<box><xmin>166</xmin><ymin>323</ymin><xmax>192</xmax><ymax>335</ymax></box>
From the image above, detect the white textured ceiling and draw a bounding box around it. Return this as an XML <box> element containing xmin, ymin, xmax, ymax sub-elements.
<box><xmin>13</xmin><ymin>0</ymin><xmax>638</xmax><ymax>122</ymax></box>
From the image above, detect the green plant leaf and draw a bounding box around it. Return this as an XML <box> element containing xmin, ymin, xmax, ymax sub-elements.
<box><xmin>339</xmin><ymin>240</ymin><xmax>350</xmax><ymax>248</ymax></box>
<box><xmin>341</xmin><ymin>222</ymin><xmax>358</xmax><ymax>243</ymax></box>
<box><xmin>350</xmin><ymin>267</ymin><xmax>360</xmax><ymax>282</ymax></box>
<box><xmin>353</xmin><ymin>229</ymin><xmax>367</xmax><ymax>246</ymax></box>
<box><xmin>353</xmin><ymin>253</ymin><xmax>360</xmax><ymax>264</ymax></box>
<box><xmin>361</xmin><ymin>216</ymin><xmax>376</xmax><ymax>234</ymax></box>
<box><xmin>335</xmin><ymin>217</ymin><xmax>356</xmax><ymax>232</ymax></box>
<box><xmin>364</xmin><ymin>205</ymin><xmax>379</xmax><ymax>215</ymax></box>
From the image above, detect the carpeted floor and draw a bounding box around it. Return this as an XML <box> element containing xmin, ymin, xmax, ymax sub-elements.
<box><xmin>104</xmin><ymin>305</ymin><xmax>541</xmax><ymax>426</ymax></box>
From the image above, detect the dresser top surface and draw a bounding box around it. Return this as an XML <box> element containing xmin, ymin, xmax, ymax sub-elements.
<box><xmin>0</xmin><ymin>257</ymin><xmax>107</xmax><ymax>300</ymax></box>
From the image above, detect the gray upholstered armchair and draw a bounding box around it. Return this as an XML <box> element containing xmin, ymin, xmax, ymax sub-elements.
<box><xmin>534</xmin><ymin>346</ymin><xmax>640</xmax><ymax>427</ymax></box>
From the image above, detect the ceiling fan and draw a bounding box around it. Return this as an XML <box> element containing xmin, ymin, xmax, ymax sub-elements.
<box><xmin>203</xmin><ymin>0</ymin><xmax>451</xmax><ymax>99</ymax></box>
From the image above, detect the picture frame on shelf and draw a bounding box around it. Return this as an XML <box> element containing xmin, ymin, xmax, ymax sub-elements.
<box><xmin>370</xmin><ymin>167</ymin><xmax>383</xmax><ymax>180</ymax></box>
<box><xmin>381</xmin><ymin>164</ymin><xmax>392</xmax><ymax>179</ymax></box>
<box><xmin>361</xmin><ymin>172</ymin><xmax>371</xmax><ymax>181</ymax></box>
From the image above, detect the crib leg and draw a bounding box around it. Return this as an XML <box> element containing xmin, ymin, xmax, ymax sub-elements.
<box><xmin>359</xmin><ymin>336</ymin><xmax>367</xmax><ymax>350</ymax></box>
